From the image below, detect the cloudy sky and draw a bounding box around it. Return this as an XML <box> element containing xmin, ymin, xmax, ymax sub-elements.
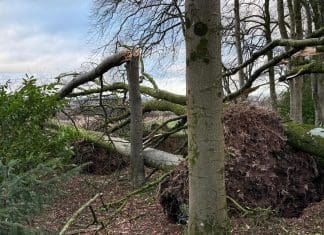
<box><xmin>0</xmin><ymin>0</ymin><xmax>186</xmax><ymax>93</ymax></box>
<box><xmin>0</xmin><ymin>1</ymin><xmax>93</xmax><ymax>82</ymax></box>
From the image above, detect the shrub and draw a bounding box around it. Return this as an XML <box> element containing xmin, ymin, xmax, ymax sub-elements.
<box><xmin>0</xmin><ymin>78</ymin><xmax>72</xmax><ymax>171</ymax></box>
<box><xmin>0</xmin><ymin>77</ymin><xmax>75</xmax><ymax>223</ymax></box>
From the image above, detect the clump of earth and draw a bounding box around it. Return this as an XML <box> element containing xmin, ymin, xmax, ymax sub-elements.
<box><xmin>159</xmin><ymin>105</ymin><xmax>323</xmax><ymax>223</ymax></box>
<box><xmin>72</xmin><ymin>140</ymin><xmax>128</xmax><ymax>175</ymax></box>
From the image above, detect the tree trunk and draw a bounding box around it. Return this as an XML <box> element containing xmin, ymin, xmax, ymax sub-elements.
<box><xmin>277</xmin><ymin>0</ymin><xmax>289</xmax><ymax>40</ymax></box>
<box><xmin>312</xmin><ymin>69</ymin><xmax>324</xmax><ymax>126</ymax></box>
<box><xmin>317</xmin><ymin>73</ymin><xmax>324</xmax><ymax>125</ymax></box>
<box><xmin>185</xmin><ymin>0</ymin><xmax>229</xmax><ymax>233</ymax></box>
<box><xmin>265</xmin><ymin>0</ymin><xmax>277</xmax><ymax>110</ymax></box>
<box><xmin>234</xmin><ymin>0</ymin><xmax>245</xmax><ymax>89</ymax></box>
<box><xmin>289</xmin><ymin>0</ymin><xmax>304</xmax><ymax>122</ymax></box>
<box><xmin>126</xmin><ymin>50</ymin><xmax>145</xmax><ymax>187</ymax></box>
<box><xmin>290</xmin><ymin>75</ymin><xmax>304</xmax><ymax>122</ymax></box>
<box><xmin>284</xmin><ymin>122</ymin><xmax>324</xmax><ymax>167</ymax></box>
<box><xmin>53</xmin><ymin>122</ymin><xmax>184</xmax><ymax>170</ymax></box>
<box><xmin>311</xmin><ymin>1</ymin><xmax>324</xmax><ymax>126</ymax></box>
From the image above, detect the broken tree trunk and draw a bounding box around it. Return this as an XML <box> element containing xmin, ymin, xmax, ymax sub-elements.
<box><xmin>284</xmin><ymin>122</ymin><xmax>324</xmax><ymax>167</ymax></box>
<box><xmin>126</xmin><ymin>49</ymin><xmax>145</xmax><ymax>187</ymax></box>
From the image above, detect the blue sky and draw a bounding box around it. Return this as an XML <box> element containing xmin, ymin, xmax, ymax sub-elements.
<box><xmin>0</xmin><ymin>0</ymin><xmax>186</xmax><ymax>94</ymax></box>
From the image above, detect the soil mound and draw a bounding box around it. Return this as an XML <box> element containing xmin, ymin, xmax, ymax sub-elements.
<box><xmin>72</xmin><ymin>140</ymin><xmax>128</xmax><ymax>174</ymax></box>
<box><xmin>159</xmin><ymin>105</ymin><xmax>323</xmax><ymax>223</ymax></box>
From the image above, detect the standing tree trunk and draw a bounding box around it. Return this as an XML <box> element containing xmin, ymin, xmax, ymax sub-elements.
<box><xmin>312</xmin><ymin>69</ymin><xmax>324</xmax><ymax>125</ymax></box>
<box><xmin>126</xmin><ymin>50</ymin><xmax>145</xmax><ymax>188</ymax></box>
<box><xmin>289</xmin><ymin>0</ymin><xmax>304</xmax><ymax>122</ymax></box>
<box><xmin>234</xmin><ymin>0</ymin><xmax>245</xmax><ymax>89</ymax></box>
<box><xmin>265</xmin><ymin>0</ymin><xmax>277</xmax><ymax>110</ymax></box>
<box><xmin>316</xmin><ymin>74</ymin><xmax>324</xmax><ymax>124</ymax></box>
<box><xmin>185</xmin><ymin>0</ymin><xmax>229</xmax><ymax>233</ymax></box>
<box><xmin>277</xmin><ymin>0</ymin><xmax>289</xmax><ymax>40</ymax></box>
<box><xmin>311</xmin><ymin>1</ymin><xmax>324</xmax><ymax>125</ymax></box>
<box><xmin>290</xmin><ymin>69</ymin><xmax>304</xmax><ymax>122</ymax></box>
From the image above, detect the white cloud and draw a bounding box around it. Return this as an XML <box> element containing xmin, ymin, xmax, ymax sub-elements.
<box><xmin>149</xmin><ymin>76</ymin><xmax>186</xmax><ymax>95</ymax></box>
<box><xmin>0</xmin><ymin>24</ymin><xmax>90</xmax><ymax>74</ymax></box>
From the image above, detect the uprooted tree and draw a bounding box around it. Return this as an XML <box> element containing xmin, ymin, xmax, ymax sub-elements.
<box><xmin>4</xmin><ymin>1</ymin><xmax>324</xmax><ymax>234</ymax></box>
<box><xmin>38</xmin><ymin>0</ymin><xmax>324</xmax><ymax>232</ymax></box>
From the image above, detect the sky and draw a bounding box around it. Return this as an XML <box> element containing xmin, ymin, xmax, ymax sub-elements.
<box><xmin>0</xmin><ymin>0</ymin><xmax>186</xmax><ymax>94</ymax></box>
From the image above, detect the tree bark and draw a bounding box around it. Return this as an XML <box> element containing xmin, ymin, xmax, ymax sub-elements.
<box><xmin>311</xmin><ymin>1</ymin><xmax>324</xmax><ymax>125</ymax></box>
<box><xmin>265</xmin><ymin>0</ymin><xmax>277</xmax><ymax>110</ymax></box>
<box><xmin>284</xmin><ymin>122</ymin><xmax>324</xmax><ymax>167</ymax></box>
<box><xmin>126</xmin><ymin>50</ymin><xmax>145</xmax><ymax>187</ymax></box>
<box><xmin>289</xmin><ymin>0</ymin><xmax>304</xmax><ymax>123</ymax></box>
<box><xmin>290</xmin><ymin>70</ymin><xmax>304</xmax><ymax>122</ymax></box>
<box><xmin>277</xmin><ymin>0</ymin><xmax>289</xmax><ymax>41</ymax></box>
<box><xmin>316</xmin><ymin>74</ymin><xmax>324</xmax><ymax>125</ymax></box>
<box><xmin>53</xmin><ymin>122</ymin><xmax>184</xmax><ymax>170</ymax></box>
<box><xmin>234</xmin><ymin>0</ymin><xmax>245</xmax><ymax>89</ymax></box>
<box><xmin>312</xmin><ymin>63</ymin><xmax>324</xmax><ymax>125</ymax></box>
<box><xmin>185</xmin><ymin>0</ymin><xmax>229</xmax><ymax>233</ymax></box>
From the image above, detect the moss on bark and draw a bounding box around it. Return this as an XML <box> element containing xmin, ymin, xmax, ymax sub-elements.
<box><xmin>284</xmin><ymin>122</ymin><xmax>324</xmax><ymax>167</ymax></box>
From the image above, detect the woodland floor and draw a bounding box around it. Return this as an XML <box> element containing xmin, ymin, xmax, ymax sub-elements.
<box><xmin>30</xmin><ymin>168</ymin><xmax>324</xmax><ymax>234</ymax></box>
<box><xmin>29</xmin><ymin>105</ymin><xmax>324</xmax><ymax>234</ymax></box>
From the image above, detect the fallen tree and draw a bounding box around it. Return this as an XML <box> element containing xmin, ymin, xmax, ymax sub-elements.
<box><xmin>53</xmin><ymin>123</ymin><xmax>184</xmax><ymax>170</ymax></box>
<box><xmin>57</xmin><ymin>107</ymin><xmax>324</xmax><ymax>172</ymax></box>
<box><xmin>284</xmin><ymin>122</ymin><xmax>324</xmax><ymax>167</ymax></box>
<box><xmin>56</xmin><ymin>118</ymin><xmax>324</xmax><ymax>171</ymax></box>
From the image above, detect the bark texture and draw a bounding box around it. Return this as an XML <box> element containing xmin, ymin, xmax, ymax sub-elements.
<box><xmin>126</xmin><ymin>51</ymin><xmax>145</xmax><ymax>187</ymax></box>
<box><xmin>289</xmin><ymin>0</ymin><xmax>304</xmax><ymax>122</ymax></box>
<box><xmin>54</xmin><ymin>123</ymin><xmax>183</xmax><ymax>170</ymax></box>
<box><xmin>312</xmin><ymin>69</ymin><xmax>324</xmax><ymax>125</ymax></box>
<box><xmin>185</xmin><ymin>0</ymin><xmax>228</xmax><ymax>233</ymax></box>
<box><xmin>234</xmin><ymin>0</ymin><xmax>245</xmax><ymax>89</ymax></box>
<box><xmin>289</xmin><ymin>73</ymin><xmax>304</xmax><ymax>122</ymax></box>
<box><xmin>277</xmin><ymin>0</ymin><xmax>289</xmax><ymax>40</ymax></box>
<box><xmin>311</xmin><ymin>1</ymin><xmax>324</xmax><ymax>125</ymax></box>
<box><xmin>265</xmin><ymin>0</ymin><xmax>277</xmax><ymax>110</ymax></box>
<box><xmin>284</xmin><ymin>122</ymin><xmax>324</xmax><ymax>167</ymax></box>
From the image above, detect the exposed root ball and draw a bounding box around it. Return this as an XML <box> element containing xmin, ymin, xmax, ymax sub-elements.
<box><xmin>72</xmin><ymin>140</ymin><xmax>128</xmax><ymax>175</ymax></box>
<box><xmin>159</xmin><ymin>105</ymin><xmax>323</xmax><ymax>223</ymax></box>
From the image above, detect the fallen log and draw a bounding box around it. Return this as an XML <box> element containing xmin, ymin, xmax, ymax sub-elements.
<box><xmin>58</xmin><ymin>121</ymin><xmax>324</xmax><ymax>170</ymax></box>
<box><xmin>53</xmin><ymin>123</ymin><xmax>184</xmax><ymax>170</ymax></box>
<box><xmin>284</xmin><ymin>122</ymin><xmax>324</xmax><ymax>167</ymax></box>
<box><xmin>108</xmin><ymin>136</ymin><xmax>183</xmax><ymax>170</ymax></box>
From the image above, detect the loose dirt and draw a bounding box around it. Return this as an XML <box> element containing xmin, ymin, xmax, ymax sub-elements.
<box><xmin>72</xmin><ymin>140</ymin><xmax>128</xmax><ymax>175</ymax></box>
